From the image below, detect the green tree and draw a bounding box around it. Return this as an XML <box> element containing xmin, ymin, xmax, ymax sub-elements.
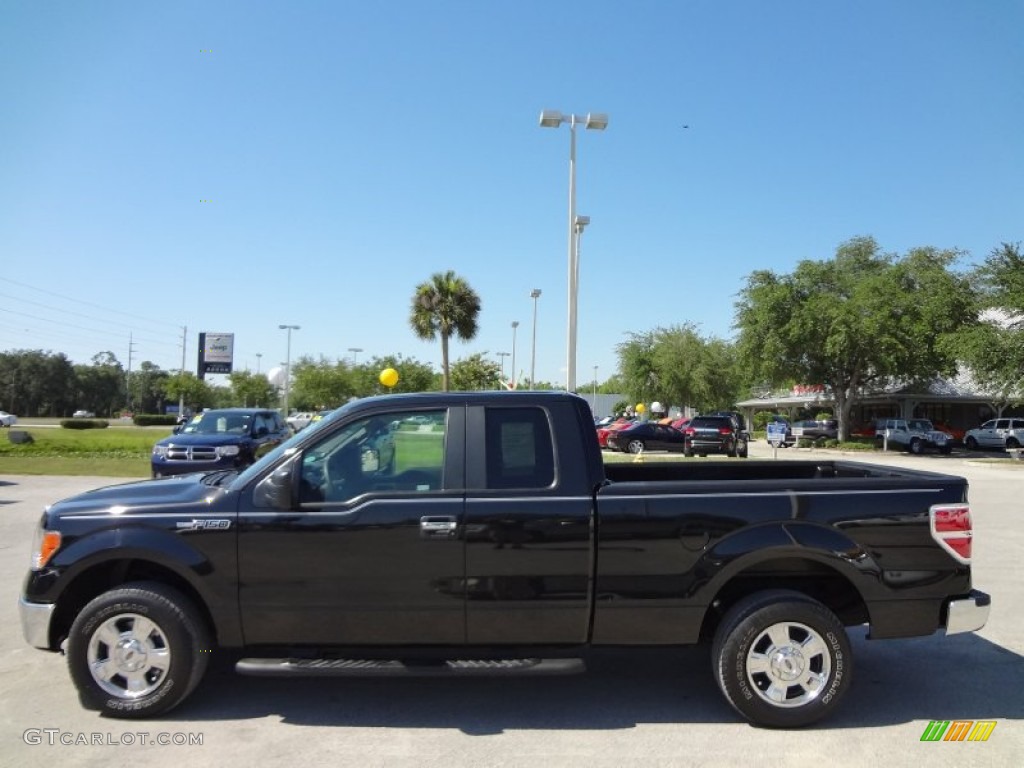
<box><xmin>617</xmin><ymin>326</ymin><xmax>742</xmax><ymax>412</ymax></box>
<box><xmin>953</xmin><ymin>242</ymin><xmax>1024</xmax><ymax>408</ymax></box>
<box><xmin>162</xmin><ymin>371</ymin><xmax>214</xmax><ymax>412</ymax></box>
<box><xmin>350</xmin><ymin>355</ymin><xmax>439</xmax><ymax>396</ymax></box>
<box><xmin>73</xmin><ymin>352</ymin><xmax>125</xmax><ymax>416</ymax></box>
<box><xmin>290</xmin><ymin>356</ymin><xmax>356</xmax><ymax>409</ymax></box>
<box><xmin>128</xmin><ymin>361</ymin><xmax>170</xmax><ymax>414</ymax></box>
<box><xmin>0</xmin><ymin>349</ymin><xmax>76</xmax><ymax>416</ymax></box>
<box><xmin>450</xmin><ymin>352</ymin><xmax>501</xmax><ymax>391</ymax></box>
<box><xmin>409</xmin><ymin>271</ymin><xmax>481</xmax><ymax>391</ymax></box>
<box><xmin>735</xmin><ymin>237</ymin><xmax>977</xmax><ymax>440</ymax></box>
<box><xmin>228</xmin><ymin>370</ymin><xmax>277</xmax><ymax>407</ymax></box>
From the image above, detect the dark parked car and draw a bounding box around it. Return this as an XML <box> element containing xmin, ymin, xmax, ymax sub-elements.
<box><xmin>792</xmin><ymin>419</ymin><xmax>839</xmax><ymax>444</ymax></box>
<box><xmin>151</xmin><ymin>408</ymin><xmax>290</xmax><ymax>477</ymax></box>
<box><xmin>606</xmin><ymin>422</ymin><xmax>686</xmax><ymax>454</ymax></box>
<box><xmin>683</xmin><ymin>415</ymin><xmax>749</xmax><ymax>457</ymax></box>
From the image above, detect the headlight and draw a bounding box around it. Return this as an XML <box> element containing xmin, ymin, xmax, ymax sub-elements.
<box><xmin>217</xmin><ymin>445</ymin><xmax>241</xmax><ymax>457</ymax></box>
<box><xmin>31</xmin><ymin>527</ymin><xmax>61</xmax><ymax>570</ymax></box>
<box><xmin>152</xmin><ymin>445</ymin><xmax>168</xmax><ymax>458</ymax></box>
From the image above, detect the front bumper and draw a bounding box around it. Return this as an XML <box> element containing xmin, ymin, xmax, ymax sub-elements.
<box><xmin>945</xmin><ymin>589</ymin><xmax>991</xmax><ymax>635</ymax></box>
<box><xmin>19</xmin><ymin>597</ymin><xmax>56</xmax><ymax>649</ymax></box>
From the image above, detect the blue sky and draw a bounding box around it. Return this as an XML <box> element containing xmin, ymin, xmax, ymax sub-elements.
<box><xmin>2</xmin><ymin>1</ymin><xmax>1021</xmax><ymax>390</ymax></box>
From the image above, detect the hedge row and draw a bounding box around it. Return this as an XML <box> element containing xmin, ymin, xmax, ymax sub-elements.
<box><xmin>133</xmin><ymin>414</ymin><xmax>179</xmax><ymax>426</ymax></box>
<box><xmin>60</xmin><ymin>419</ymin><xmax>110</xmax><ymax>430</ymax></box>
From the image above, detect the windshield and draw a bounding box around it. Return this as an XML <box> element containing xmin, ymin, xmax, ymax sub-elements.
<box><xmin>228</xmin><ymin>402</ymin><xmax>350</xmax><ymax>490</ymax></box>
<box><xmin>908</xmin><ymin>419</ymin><xmax>934</xmax><ymax>431</ymax></box>
<box><xmin>182</xmin><ymin>411</ymin><xmax>251</xmax><ymax>435</ymax></box>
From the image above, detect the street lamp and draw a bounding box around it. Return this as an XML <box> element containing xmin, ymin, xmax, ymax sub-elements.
<box><xmin>529</xmin><ymin>288</ymin><xmax>541</xmax><ymax>388</ymax></box>
<box><xmin>255</xmin><ymin>352</ymin><xmax>262</xmax><ymax>374</ymax></box>
<box><xmin>278</xmin><ymin>324</ymin><xmax>300</xmax><ymax>416</ymax></box>
<box><xmin>572</xmin><ymin>214</ymin><xmax>590</xmax><ymax>385</ymax></box>
<box><xmin>539</xmin><ymin>109</ymin><xmax>608</xmax><ymax>391</ymax></box>
<box><xmin>592</xmin><ymin>364</ymin><xmax>599</xmax><ymax>410</ymax></box>
<box><xmin>510</xmin><ymin>321</ymin><xmax>520</xmax><ymax>390</ymax></box>
<box><xmin>348</xmin><ymin>347</ymin><xmax>363</xmax><ymax>365</ymax></box>
<box><xmin>496</xmin><ymin>351</ymin><xmax>510</xmax><ymax>387</ymax></box>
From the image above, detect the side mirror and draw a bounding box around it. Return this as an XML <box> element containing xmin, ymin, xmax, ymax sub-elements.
<box><xmin>173</xmin><ymin>424</ymin><xmax>183</xmax><ymax>434</ymax></box>
<box><xmin>253</xmin><ymin>458</ymin><xmax>296</xmax><ymax>511</ymax></box>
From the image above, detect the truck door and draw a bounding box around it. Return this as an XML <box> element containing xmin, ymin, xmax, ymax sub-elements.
<box><xmin>463</xmin><ymin>404</ymin><xmax>593</xmax><ymax>644</ymax></box>
<box><xmin>236</xmin><ymin>406</ymin><xmax>466</xmax><ymax>646</ymax></box>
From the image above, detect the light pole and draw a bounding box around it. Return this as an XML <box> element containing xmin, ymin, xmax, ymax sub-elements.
<box><xmin>592</xmin><ymin>365</ymin><xmax>599</xmax><ymax>410</ymax></box>
<box><xmin>348</xmin><ymin>347</ymin><xmax>363</xmax><ymax>365</ymax></box>
<box><xmin>539</xmin><ymin>109</ymin><xmax>608</xmax><ymax>391</ymax></box>
<box><xmin>529</xmin><ymin>288</ymin><xmax>541</xmax><ymax>388</ymax></box>
<box><xmin>496</xmin><ymin>351</ymin><xmax>510</xmax><ymax>387</ymax></box>
<box><xmin>573</xmin><ymin>214</ymin><xmax>590</xmax><ymax>386</ymax></box>
<box><xmin>255</xmin><ymin>352</ymin><xmax>262</xmax><ymax>374</ymax></box>
<box><xmin>510</xmin><ymin>321</ymin><xmax>520</xmax><ymax>389</ymax></box>
<box><xmin>278</xmin><ymin>324</ymin><xmax>300</xmax><ymax>416</ymax></box>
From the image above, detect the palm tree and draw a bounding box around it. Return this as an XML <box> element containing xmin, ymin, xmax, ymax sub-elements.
<box><xmin>410</xmin><ymin>271</ymin><xmax>481</xmax><ymax>391</ymax></box>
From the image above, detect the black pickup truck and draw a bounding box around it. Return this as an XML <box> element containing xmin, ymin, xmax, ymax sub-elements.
<box><xmin>20</xmin><ymin>392</ymin><xmax>989</xmax><ymax>727</ymax></box>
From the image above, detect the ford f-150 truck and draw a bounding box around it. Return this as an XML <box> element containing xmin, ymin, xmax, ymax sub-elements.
<box><xmin>19</xmin><ymin>392</ymin><xmax>990</xmax><ymax>727</ymax></box>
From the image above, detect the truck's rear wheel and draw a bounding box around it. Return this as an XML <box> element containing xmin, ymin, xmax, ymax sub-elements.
<box><xmin>67</xmin><ymin>582</ymin><xmax>210</xmax><ymax>718</ymax></box>
<box><xmin>711</xmin><ymin>590</ymin><xmax>852</xmax><ymax>728</ymax></box>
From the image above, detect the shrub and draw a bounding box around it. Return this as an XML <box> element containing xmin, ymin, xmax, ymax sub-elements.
<box><xmin>133</xmin><ymin>414</ymin><xmax>179</xmax><ymax>427</ymax></box>
<box><xmin>60</xmin><ymin>419</ymin><xmax>110</xmax><ymax>430</ymax></box>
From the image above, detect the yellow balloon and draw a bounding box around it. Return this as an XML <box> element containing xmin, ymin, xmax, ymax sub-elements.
<box><xmin>635</xmin><ymin>403</ymin><xmax>646</xmax><ymax>414</ymax></box>
<box><xmin>379</xmin><ymin>368</ymin><xmax>399</xmax><ymax>388</ymax></box>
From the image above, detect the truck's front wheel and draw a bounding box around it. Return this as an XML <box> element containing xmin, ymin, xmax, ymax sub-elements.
<box><xmin>67</xmin><ymin>582</ymin><xmax>210</xmax><ymax>719</ymax></box>
<box><xmin>711</xmin><ymin>590</ymin><xmax>852</xmax><ymax>728</ymax></box>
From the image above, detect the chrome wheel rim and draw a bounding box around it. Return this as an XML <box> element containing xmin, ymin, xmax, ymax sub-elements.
<box><xmin>87</xmin><ymin>613</ymin><xmax>171</xmax><ymax>698</ymax></box>
<box><xmin>627</xmin><ymin>440</ymin><xmax>644</xmax><ymax>454</ymax></box>
<box><xmin>745</xmin><ymin>621</ymin><xmax>831</xmax><ymax>708</ymax></box>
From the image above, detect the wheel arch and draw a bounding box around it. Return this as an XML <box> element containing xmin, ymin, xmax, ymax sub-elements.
<box><xmin>696</xmin><ymin>547</ymin><xmax>873</xmax><ymax>643</ymax></box>
<box><xmin>48</xmin><ymin>557</ymin><xmax>222</xmax><ymax>652</ymax></box>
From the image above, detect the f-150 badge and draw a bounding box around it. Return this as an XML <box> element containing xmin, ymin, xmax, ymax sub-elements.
<box><xmin>176</xmin><ymin>519</ymin><xmax>232</xmax><ymax>531</ymax></box>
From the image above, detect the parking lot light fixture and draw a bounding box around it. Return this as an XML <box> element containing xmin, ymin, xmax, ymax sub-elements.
<box><xmin>539</xmin><ymin>109</ymin><xmax>608</xmax><ymax>391</ymax></box>
<box><xmin>530</xmin><ymin>289</ymin><xmax>542</xmax><ymax>387</ymax></box>
<box><xmin>510</xmin><ymin>322</ymin><xmax>520</xmax><ymax>390</ymax></box>
<box><xmin>278</xmin><ymin>324</ymin><xmax>300</xmax><ymax>416</ymax></box>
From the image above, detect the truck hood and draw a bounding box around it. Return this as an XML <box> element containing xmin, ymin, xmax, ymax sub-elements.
<box><xmin>47</xmin><ymin>473</ymin><xmax>231</xmax><ymax>519</ymax></box>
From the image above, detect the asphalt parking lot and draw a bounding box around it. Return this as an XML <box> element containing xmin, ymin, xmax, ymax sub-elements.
<box><xmin>1</xmin><ymin>449</ymin><xmax>1021</xmax><ymax>768</ymax></box>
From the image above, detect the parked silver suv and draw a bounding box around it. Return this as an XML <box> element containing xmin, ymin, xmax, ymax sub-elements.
<box><xmin>963</xmin><ymin>418</ymin><xmax>1024</xmax><ymax>451</ymax></box>
<box><xmin>876</xmin><ymin>418</ymin><xmax>952</xmax><ymax>455</ymax></box>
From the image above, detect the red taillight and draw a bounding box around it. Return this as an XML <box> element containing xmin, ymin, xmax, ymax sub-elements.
<box><xmin>930</xmin><ymin>504</ymin><xmax>972</xmax><ymax>563</ymax></box>
<box><xmin>718</xmin><ymin>427</ymin><xmax>733</xmax><ymax>435</ymax></box>
<box><xmin>684</xmin><ymin>427</ymin><xmax>695</xmax><ymax>436</ymax></box>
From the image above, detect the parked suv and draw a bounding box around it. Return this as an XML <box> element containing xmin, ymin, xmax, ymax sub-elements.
<box><xmin>875</xmin><ymin>418</ymin><xmax>952</xmax><ymax>455</ymax></box>
<box><xmin>683</xmin><ymin>415</ymin><xmax>749</xmax><ymax>457</ymax></box>
<box><xmin>963</xmin><ymin>418</ymin><xmax>1024</xmax><ymax>451</ymax></box>
<box><xmin>151</xmin><ymin>408</ymin><xmax>290</xmax><ymax>477</ymax></box>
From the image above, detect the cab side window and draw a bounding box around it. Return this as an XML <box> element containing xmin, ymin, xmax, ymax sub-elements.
<box><xmin>298</xmin><ymin>410</ymin><xmax>447</xmax><ymax>506</ymax></box>
<box><xmin>484</xmin><ymin>407</ymin><xmax>555</xmax><ymax>490</ymax></box>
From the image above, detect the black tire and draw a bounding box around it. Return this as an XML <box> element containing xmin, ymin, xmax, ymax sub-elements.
<box><xmin>940</xmin><ymin>446</ymin><xmax>952</xmax><ymax>455</ymax></box>
<box><xmin>1007</xmin><ymin>437</ymin><xmax>1021</xmax><ymax>449</ymax></box>
<box><xmin>738</xmin><ymin>441</ymin><xmax>749</xmax><ymax>458</ymax></box>
<box><xmin>67</xmin><ymin>582</ymin><xmax>210</xmax><ymax>719</ymax></box>
<box><xmin>683</xmin><ymin>444</ymin><xmax>693</xmax><ymax>457</ymax></box>
<box><xmin>627</xmin><ymin>439</ymin><xmax>645</xmax><ymax>454</ymax></box>
<box><xmin>908</xmin><ymin>438</ymin><xmax>923</xmax><ymax>455</ymax></box>
<box><xmin>711</xmin><ymin>590</ymin><xmax>852</xmax><ymax>728</ymax></box>
<box><xmin>965</xmin><ymin>436</ymin><xmax>979</xmax><ymax>450</ymax></box>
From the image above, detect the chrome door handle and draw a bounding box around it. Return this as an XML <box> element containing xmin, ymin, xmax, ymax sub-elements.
<box><xmin>420</xmin><ymin>516</ymin><xmax>458</xmax><ymax>539</ymax></box>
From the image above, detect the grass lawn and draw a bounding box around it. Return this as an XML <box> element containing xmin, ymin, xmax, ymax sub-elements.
<box><xmin>0</xmin><ymin>426</ymin><xmax>167</xmax><ymax>477</ymax></box>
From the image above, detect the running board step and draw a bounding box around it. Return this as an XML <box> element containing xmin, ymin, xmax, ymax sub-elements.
<box><xmin>235</xmin><ymin>657</ymin><xmax>585</xmax><ymax>677</ymax></box>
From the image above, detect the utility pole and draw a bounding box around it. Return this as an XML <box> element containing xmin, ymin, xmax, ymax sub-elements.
<box><xmin>179</xmin><ymin>326</ymin><xmax>187</xmax><ymax>420</ymax></box>
<box><xmin>125</xmin><ymin>332</ymin><xmax>137</xmax><ymax>413</ymax></box>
